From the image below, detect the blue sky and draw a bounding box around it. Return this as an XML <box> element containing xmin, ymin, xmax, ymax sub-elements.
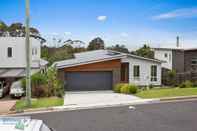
<box><xmin>1</xmin><ymin>0</ymin><xmax>197</xmax><ymax>49</ymax></box>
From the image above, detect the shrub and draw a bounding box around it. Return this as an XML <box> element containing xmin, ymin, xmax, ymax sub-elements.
<box><xmin>46</xmin><ymin>67</ymin><xmax>65</xmax><ymax>98</ymax></box>
<box><xmin>113</xmin><ymin>83</ymin><xmax>124</xmax><ymax>93</ymax></box>
<box><xmin>21</xmin><ymin>67</ymin><xmax>65</xmax><ymax>98</ymax></box>
<box><xmin>179</xmin><ymin>80</ymin><xmax>193</xmax><ymax>88</ymax></box>
<box><xmin>32</xmin><ymin>85</ymin><xmax>48</xmax><ymax>98</ymax></box>
<box><xmin>128</xmin><ymin>84</ymin><xmax>138</xmax><ymax>94</ymax></box>
<box><xmin>114</xmin><ymin>83</ymin><xmax>138</xmax><ymax>94</ymax></box>
<box><xmin>167</xmin><ymin>70</ymin><xmax>177</xmax><ymax>86</ymax></box>
<box><xmin>120</xmin><ymin>84</ymin><xmax>130</xmax><ymax>94</ymax></box>
<box><xmin>149</xmin><ymin>84</ymin><xmax>154</xmax><ymax>89</ymax></box>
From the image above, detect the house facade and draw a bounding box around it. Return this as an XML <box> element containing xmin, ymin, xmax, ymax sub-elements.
<box><xmin>0</xmin><ymin>37</ymin><xmax>48</xmax><ymax>83</ymax></box>
<box><xmin>54</xmin><ymin>50</ymin><xmax>162</xmax><ymax>91</ymax></box>
<box><xmin>153</xmin><ymin>47</ymin><xmax>197</xmax><ymax>84</ymax></box>
<box><xmin>154</xmin><ymin>48</ymin><xmax>185</xmax><ymax>73</ymax></box>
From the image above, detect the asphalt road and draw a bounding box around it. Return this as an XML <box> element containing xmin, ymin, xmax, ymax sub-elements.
<box><xmin>25</xmin><ymin>100</ymin><xmax>197</xmax><ymax>131</ymax></box>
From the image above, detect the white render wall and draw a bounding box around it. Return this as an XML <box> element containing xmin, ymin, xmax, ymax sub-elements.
<box><xmin>0</xmin><ymin>37</ymin><xmax>41</xmax><ymax>68</ymax></box>
<box><xmin>154</xmin><ymin>49</ymin><xmax>173</xmax><ymax>70</ymax></box>
<box><xmin>121</xmin><ymin>57</ymin><xmax>161</xmax><ymax>86</ymax></box>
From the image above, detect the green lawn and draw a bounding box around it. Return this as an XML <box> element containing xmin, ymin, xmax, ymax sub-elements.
<box><xmin>136</xmin><ymin>87</ymin><xmax>197</xmax><ymax>99</ymax></box>
<box><xmin>15</xmin><ymin>97</ymin><xmax>64</xmax><ymax>110</ymax></box>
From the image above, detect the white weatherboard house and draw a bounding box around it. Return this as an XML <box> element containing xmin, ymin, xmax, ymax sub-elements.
<box><xmin>154</xmin><ymin>48</ymin><xmax>173</xmax><ymax>70</ymax></box>
<box><xmin>55</xmin><ymin>50</ymin><xmax>162</xmax><ymax>91</ymax></box>
<box><xmin>0</xmin><ymin>37</ymin><xmax>48</xmax><ymax>83</ymax></box>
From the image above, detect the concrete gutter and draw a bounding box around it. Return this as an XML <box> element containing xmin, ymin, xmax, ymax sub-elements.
<box><xmin>159</xmin><ymin>95</ymin><xmax>197</xmax><ymax>101</ymax></box>
<box><xmin>3</xmin><ymin>96</ymin><xmax>197</xmax><ymax>116</ymax></box>
<box><xmin>3</xmin><ymin>99</ymin><xmax>158</xmax><ymax>116</ymax></box>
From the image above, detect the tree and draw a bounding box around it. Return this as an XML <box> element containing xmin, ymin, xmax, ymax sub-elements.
<box><xmin>0</xmin><ymin>21</ymin><xmax>40</xmax><ymax>37</ymax></box>
<box><xmin>167</xmin><ymin>70</ymin><xmax>177</xmax><ymax>86</ymax></box>
<box><xmin>107</xmin><ymin>44</ymin><xmax>129</xmax><ymax>53</ymax></box>
<box><xmin>87</xmin><ymin>37</ymin><xmax>105</xmax><ymax>50</ymax></box>
<box><xmin>135</xmin><ymin>44</ymin><xmax>154</xmax><ymax>59</ymax></box>
<box><xmin>8</xmin><ymin>23</ymin><xmax>25</xmax><ymax>37</ymax></box>
<box><xmin>0</xmin><ymin>21</ymin><xmax>8</xmax><ymax>36</ymax></box>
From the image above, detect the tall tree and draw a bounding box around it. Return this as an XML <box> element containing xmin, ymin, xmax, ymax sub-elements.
<box><xmin>0</xmin><ymin>21</ymin><xmax>40</xmax><ymax>37</ymax></box>
<box><xmin>0</xmin><ymin>21</ymin><xmax>8</xmax><ymax>36</ymax></box>
<box><xmin>8</xmin><ymin>23</ymin><xmax>25</xmax><ymax>37</ymax></box>
<box><xmin>87</xmin><ymin>37</ymin><xmax>105</xmax><ymax>50</ymax></box>
<box><xmin>107</xmin><ymin>44</ymin><xmax>129</xmax><ymax>53</ymax></box>
<box><xmin>135</xmin><ymin>44</ymin><xmax>154</xmax><ymax>59</ymax></box>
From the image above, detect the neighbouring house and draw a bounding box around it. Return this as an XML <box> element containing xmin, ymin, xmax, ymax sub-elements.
<box><xmin>0</xmin><ymin>37</ymin><xmax>48</xmax><ymax>85</ymax></box>
<box><xmin>153</xmin><ymin>47</ymin><xmax>184</xmax><ymax>72</ymax></box>
<box><xmin>54</xmin><ymin>50</ymin><xmax>162</xmax><ymax>91</ymax></box>
<box><xmin>153</xmin><ymin>38</ymin><xmax>197</xmax><ymax>84</ymax></box>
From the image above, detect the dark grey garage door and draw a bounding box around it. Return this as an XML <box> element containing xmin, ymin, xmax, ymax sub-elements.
<box><xmin>65</xmin><ymin>72</ymin><xmax>112</xmax><ymax>91</ymax></box>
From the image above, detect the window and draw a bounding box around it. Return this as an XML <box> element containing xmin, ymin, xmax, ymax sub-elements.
<box><xmin>7</xmin><ymin>47</ymin><xmax>12</xmax><ymax>57</ymax></box>
<box><xmin>133</xmin><ymin>65</ymin><xmax>140</xmax><ymax>80</ymax></box>
<box><xmin>164</xmin><ymin>53</ymin><xmax>168</xmax><ymax>58</ymax></box>
<box><xmin>169</xmin><ymin>54</ymin><xmax>171</xmax><ymax>61</ymax></box>
<box><xmin>151</xmin><ymin>65</ymin><xmax>157</xmax><ymax>82</ymax></box>
<box><xmin>191</xmin><ymin>58</ymin><xmax>197</xmax><ymax>65</ymax></box>
<box><xmin>32</xmin><ymin>48</ymin><xmax>37</xmax><ymax>55</ymax></box>
<box><xmin>35</xmin><ymin>48</ymin><xmax>37</xmax><ymax>55</ymax></box>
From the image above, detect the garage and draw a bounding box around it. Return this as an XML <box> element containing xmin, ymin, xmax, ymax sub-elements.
<box><xmin>65</xmin><ymin>71</ymin><xmax>113</xmax><ymax>91</ymax></box>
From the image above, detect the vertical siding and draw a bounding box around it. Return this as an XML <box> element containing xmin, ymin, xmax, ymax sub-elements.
<box><xmin>122</xmin><ymin>57</ymin><xmax>161</xmax><ymax>86</ymax></box>
<box><xmin>184</xmin><ymin>50</ymin><xmax>197</xmax><ymax>72</ymax></box>
<box><xmin>172</xmin><ymin>50</ymin><xmax>185</xmax><ymax>73</ymax></box>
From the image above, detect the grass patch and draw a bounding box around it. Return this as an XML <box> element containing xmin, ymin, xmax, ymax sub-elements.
<box><xmin>15</xmin><ymin>97</ymin><xmax>64</xmax><ymax>110</ymax></box>
<box><xmin>136</xmin><ymin>87</ymin><xmax>197</xmax><ymax>99</ymax></box>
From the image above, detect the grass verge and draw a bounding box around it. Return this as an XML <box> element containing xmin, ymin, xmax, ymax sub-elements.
<box><xmin>15</xmin><ymin>97</ymin><xmax>64</xmax><ymax>110</ymax></box>
<box><xmin>136</xmin><ymin>87</ymin><xmax>197</xmax><ymax>99</ymax></box>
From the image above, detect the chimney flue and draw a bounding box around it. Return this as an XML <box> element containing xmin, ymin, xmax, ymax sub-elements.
<box><xmin>176</xmin><ymin>36</ymin><xmax>180</xmax><ymax>48</ymax></box>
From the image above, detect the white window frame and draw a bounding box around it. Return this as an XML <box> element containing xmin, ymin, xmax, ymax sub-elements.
<box><xmin>133</xmin><ymin>65</ymin><xmax>140</xmax><ymax>81</ymax></box>
<box><xmin>164</xmin><ymin>53</ymin><xmax>168</xmax><ymax>58</ymax></box>
<box><xmin>32</xmin><ymin>48</ymin><xmax>37</xmax><ymax>55</ymax></box>
<box><xmin>7</xmin><ymin>47</ymin><xmax>13</xmax><ymax>58</ymax></box>
<box><xmin>151</xmin><ymin>65</ymin><xmax>157</xmax><ymax>82</ymax></box>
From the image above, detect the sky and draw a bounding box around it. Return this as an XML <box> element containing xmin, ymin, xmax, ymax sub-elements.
<box><xmin>1</xmin><ymin>0</ymin><xmax>197</xmax><ymax>49</ymax></box>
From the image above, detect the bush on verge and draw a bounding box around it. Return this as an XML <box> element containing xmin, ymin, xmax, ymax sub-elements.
<box><xmin>128</xmin><ymin>84</ymin><xmax>138</xmax><ymax>94</ymax></box>
<box><xmin>21</xmin><ymin>67</ymin><xmax>65</xmax><ymax>98</ymax></box>
<box><xmin>120</xmin><ymin>84</ymin><xmax>130</xmax><ymax>94</ymax></box>
<box><xmin>179</xmin><ymin>80</ymin><xmax>193</xmax><ymax>88</ymax></box>
<box><xmin>113</xmin><ymin>83</ymin><xmax>124</xmax><ymax>93</ymax></box>
<box><xmin>114</xmin><ymin>83</ymin><xmax>138</xmax><ymax>94</ymax></box>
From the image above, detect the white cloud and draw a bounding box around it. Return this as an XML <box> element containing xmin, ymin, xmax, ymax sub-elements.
<box><xmin>51</xmin><ymin>32</ymin><xmax>59</xmax><ymax>36</ymax></box>
<box><xmin>120</xmin><ymin>32</ymin><xmax>129</xmax><ymax>37</ymax></box>
<box><xmin>152</xmin><ymin>8</ymin><xmax>197</xmax><ymax>20</ymax></box>
<box><xmin>97</xmin><ymin>16</ymin><xmax>107</xmax><ymax>21</ymax></box>
<box><xmin>64</xmin><ymin>32</ymin><xmax>72</xmax><ymax>36</ymax></box>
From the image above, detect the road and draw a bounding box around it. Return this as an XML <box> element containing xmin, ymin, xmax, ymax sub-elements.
<box><xmin>24</xmin><ymin>100</ymin><xmax>197</xmax><ymax>131</ymax></box>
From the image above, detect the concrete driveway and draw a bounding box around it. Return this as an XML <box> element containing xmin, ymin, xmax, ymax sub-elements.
<box><xmin>0</xmin><ymin>100</ymin><xmax>16</xmax><ymax>114</ymax></box>
<box><xmin>64</xmin><ymin>91</ymin><xmax>142</xmax><ymax>108</ymax></box>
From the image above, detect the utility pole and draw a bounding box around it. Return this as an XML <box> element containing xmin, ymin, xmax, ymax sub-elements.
<box><xmin>25</xmin><ymin>0</ymin><xmax>31</xmax><ymax>106</ymax></box>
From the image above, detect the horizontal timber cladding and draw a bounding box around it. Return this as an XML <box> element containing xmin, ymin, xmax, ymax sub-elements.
<box><xmin>64</xmin><ymin>59</ymin><xmax>121</xmax><ymax>72</ymax></box>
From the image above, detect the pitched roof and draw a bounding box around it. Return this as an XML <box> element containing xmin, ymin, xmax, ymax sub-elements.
<box><xmin>153</xmin><ymin>47</ymin><xmax>184</xmax><ymax>51</ymax></box>
<box><xmin>153</xmin><ymin>47</ymin><xmax>197</xmax><ymax>52</ymax></box>
<box><xmin>0</xmin><ymin>68</ymin><xmax>40</xmax><ymax>78</ymax></box>
<box><xmin>54</xmin><ymin>50</ymin><xmax>162</xmax><ymax>69</ymax></box>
